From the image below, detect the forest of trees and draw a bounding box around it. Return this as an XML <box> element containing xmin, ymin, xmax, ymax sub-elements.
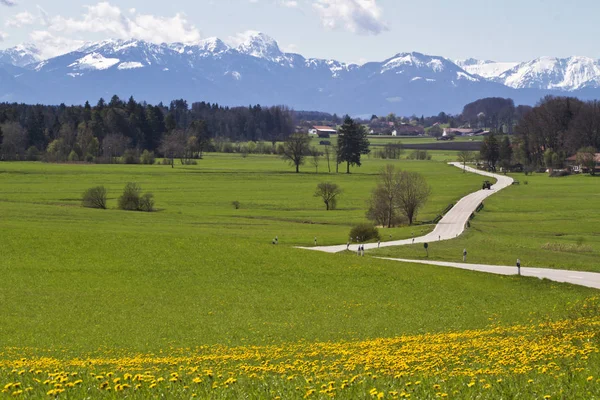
<box><xmin>0</xmin><ymin>95</ymin><xmax>295</xmax><ymax>162</ymax></box>
<box><xmin>513</xmin><ymin>96</ymin><xmax>600</xmax><ymax>168</ymax></box>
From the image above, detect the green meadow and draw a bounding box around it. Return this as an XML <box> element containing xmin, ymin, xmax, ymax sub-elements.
<box><xmin>0</xmin><ymin>154</ymin><xmax>597</xmax><ymax>357</ymax></box>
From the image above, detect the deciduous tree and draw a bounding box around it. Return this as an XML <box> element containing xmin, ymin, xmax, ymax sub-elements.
<box><xmin>281</xmin><ymin>133</ymin><xmax>311</xmax><ymax>173</ymax></box>
<box><xmin>314</xmin><ymin>182</ymin><xmax>342</xmax><ymax>210</ymax></box>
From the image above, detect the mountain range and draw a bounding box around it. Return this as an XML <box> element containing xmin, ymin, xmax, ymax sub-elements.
<box><xmin>2</xmin><ymin>32</ymin><xmax>600</xmax><ymax>115</ymax></box>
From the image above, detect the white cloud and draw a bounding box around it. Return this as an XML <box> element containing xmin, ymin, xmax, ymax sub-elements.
<box><xmin>23</xmin><ymin>2</ymin><xmax>202</xmax><ymax>58</ymax></box>
<box><xmin>281</xmin><ymin>0</ymin><xmax>298</xmax><ymax>7</ymax></box>
<box><xmin>283</xmin><ymin>43</ymin><xmax>298</xmax><ymax>52</ymax></box>
<box><xmin>0</xmin><ymin>31</ymin><xmax>8</xmax><ymax>41</ymax></box>
<box><xmin>226</xmin><ymin>29</ymin><xmax>261</xmax><ymax>47</ymax></box>
<box><xmin>0</xmin><ymin>0</ymin><xmax>17</xmax><ymax>6</ymax></box>
<box><xmin>46</xmin><ymin>2</ymin><xmax>201</xmax><ymax>44</ymax></box>
<box><xmin>29</xmin><ymin>31</ymin><xmax>84</xmax><ymax>59</ymax></box>
<box><xmin>312</xmin><ymin>0</ymin><xmax>388</xmax><ymax>35</ymax></box>
<box><xmin>5</xmin><ymin>11</ymin><xmax>37</xmax><ymax>28</ymax></box>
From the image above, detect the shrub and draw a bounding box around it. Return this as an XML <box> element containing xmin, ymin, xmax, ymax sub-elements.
<box><xmin>141</xmin><ymin>150</ymin><xmax>155</xmax><ymax>165</ymax></box>
<box><xmin>349</xmin><ymin>223</ymin><xmax>380</xmax><ymax>243</ymax></box>
<box><xmin>122</xmin><ymin>149</ymin><xmax>140</xmax><ymax>164</ymax></box>
<box><xmin>26</xmin><ymin>146</ymin><xmax>40</xmax><ymax>161</ymax></box>
<box><xmin>118</xmin><ymin>183</ymin><xmax>142</xmax><ymax>211</ymax></box>
<box><xmin>82</xmin><ymin>186</ymin><xmax>107</xmax><ymax>209</ymax></box>
<box><xmin>84</xmin><ymin>153</ymin><xmax>95</xmax><ymax>163</ymax></box>
<box><xmin>68</xmin><ymin>150</ymin><xmax>79</xmax><ymax>162</ymax></box>
<box><xmin>232</xmin><ymin>201</ymin><xmax>241</xmax><ymax>210</ymax></box>
<box><xmin>407</xmin><ymin>150</ymin><xmax>431</xmax><ymax>160</ymax></box>
<box><xmin>118</xmin><ymin>183</ymin><xmax>155</xmax><ymax>212</ymax></box>
<box><xmin>549</xmin><ymin>170</ymin><xmax>571</xmax><ymax>178</ymax></box>
<box><xmin>139</xmin><ymin>193</ymin><xmax>155</xmax><ymax>212</ymax></box>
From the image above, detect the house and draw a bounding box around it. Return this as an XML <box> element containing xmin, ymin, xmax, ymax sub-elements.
<box><xmin>566</xmin><ymin>153</ymin><xmax>600</xmax><ymax>173</ymax></box>
<box><xmin>313</xmin><ymin>126</ymin><xmax>337</xmax><ymax>138</ymax></box>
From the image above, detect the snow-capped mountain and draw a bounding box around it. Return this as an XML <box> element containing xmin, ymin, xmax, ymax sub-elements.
<box><xmin>455</xmin><ymin>58</ymin><xmax>519</xmax><ymax>79</ymax></box>
<box><xmin>496</xmin><ymin>56</ymin><xmax>600</xmax><ymax>90</ymax></box>
<box><xmin>1</xmin><ymin>33</ymin><xmax>600</xmax><ymax>114</ymax></box>
<box><xmin>0</xmin><ymin>44</ymin><xmax>41</xmax><ymax>67</ymax></box>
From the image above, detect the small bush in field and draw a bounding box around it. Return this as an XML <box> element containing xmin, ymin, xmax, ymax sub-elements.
<box><xmin>82</xmin><ymin>186</ymin><xmax>107</xmax><ymax>209</ymax></box>
<box><xmin>118</xmin><ymin>183</ymin><xmax>156</xmax><ymax>212</ymax></box>
<box><xmin>350</xmin><ymin>223</ymin><xmax>380</xmax><ymax>243</ymax></box>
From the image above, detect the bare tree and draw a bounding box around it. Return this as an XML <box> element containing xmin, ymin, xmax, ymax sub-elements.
<box><xmin>366</xmin><ymin>165</ymin><xmax>401</xmax><ymax>228</ymax></box>
<box><xmin>366</xmin><ymin>165</ymin><xmax>430</xmax><ymax>227</ymax></box>
<box><xmin>314</xmin><ymin>182</ymin><xmax>342</xmax><ymax>210</ymax></box>
<box><xmin>281</xmin><ymin>133</ymin><xmax>311</xmax><ymax>173</ymax></box>
<box><xmin>310</xmin><ymin>147</ymin><xmax>321</xmax><ymax>173</ymax></box>
<box><xmin>0</xmin><ymin>122</ymin><xmax>27</xmax><ymax>161</ymax></box>
<box><xmin>102</xmin><ymin>134</ymin><xmax>130</xmax><ymax>163</ymax></box>
<box><xmin>323</xmin><ymin>144</ymin><xmax>332</xmax><ymax>173</ymax></box>
<box><xmin>397</xmin><ymin>171</ymin><xmax>431</xmax><ymax>225</ymax></box>
<box><xmin>457</xmin><ymin>150</ymin><xmax>475</xmax><ymax>172</ymax></box>
<box><xmin>159</xmin><ymin>130</ymin><xmax>186</xmax><ymax>168</ymax></box>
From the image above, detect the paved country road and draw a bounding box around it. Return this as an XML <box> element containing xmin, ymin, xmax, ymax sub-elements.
<box><xmin>299</xmin><ymin>163</ymin><xmax>600</xmax><ymax>290</ymax></box>
<box><xmin>302</xmin><ymin>162</ymin><xmax>514</xmax><ymax>254</ymax></box>
<box><xmin>378</xmin><ymin>258</ymin><xmax>600</xmax><ymax>290</ymax></box>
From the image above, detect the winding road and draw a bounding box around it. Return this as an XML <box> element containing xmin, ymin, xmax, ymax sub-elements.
<box><xmin>300</xmin><ymin>163</ymin><xmax>600</xmax><ymax>290</ymax></box>
<box><xmin>303</xmin><ymin>162</ymin><xmax>513</xmax><ymax>254</ymax></box>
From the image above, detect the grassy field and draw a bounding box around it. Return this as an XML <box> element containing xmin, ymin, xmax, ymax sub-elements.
<box><xmin>374</xmin><ymin>170</ymin><xmax>600</xmax><ymax>272</ymax></box>
<box><xmin>0</xmin><ymin>155</ymin><xmax>599</xmax><ymax>398</ymax></box>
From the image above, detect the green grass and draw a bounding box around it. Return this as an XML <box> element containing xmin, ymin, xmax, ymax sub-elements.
<box><xmin>0</xmin><ymin>155</ymin><xmax>596</xmax><ymax>356</ymax></box>
<box><xmin>374</xmin><ymin>171</ymin><xmax>600</xmax><ymax>272</ymax></box>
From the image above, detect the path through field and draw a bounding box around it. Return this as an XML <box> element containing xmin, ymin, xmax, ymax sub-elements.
<box><xmin>301</xmin><ymin>163</ymin><xmax>600</xmax><ymax>290</ymax></box>
<box><xmin>302</xmin><ymin>162</ymin><xmax>513</xmax><ymax>253</ymax></box>
<box><xmin>378</xmin><ymin>258</ymin><xmax>600</xmax><ymax>290</ymax></box>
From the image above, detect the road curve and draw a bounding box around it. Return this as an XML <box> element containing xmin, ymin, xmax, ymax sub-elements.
<box><xmin>378</xmin><ymin>258</ymin><xmax>600</xmax><ymax>290</ymax></box>
<box><xmin>301</xmin><ymin>163</ymin><xmax>513</xmax><ymax>253</ymax></box>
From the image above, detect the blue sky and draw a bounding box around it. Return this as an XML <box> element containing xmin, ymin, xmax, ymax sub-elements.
<box><xmin>1</xmin><ymin>0</ymin><xmax>598</xmax><ymax>62</ymax></box>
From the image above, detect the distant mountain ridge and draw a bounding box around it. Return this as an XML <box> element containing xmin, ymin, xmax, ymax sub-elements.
<box><xmin>1</xmin><ymin>33</ymin><xmax>600</xmax><ymax>114</ymax></box>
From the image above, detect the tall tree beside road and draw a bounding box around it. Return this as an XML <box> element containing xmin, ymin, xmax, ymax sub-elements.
<box><xmin>480</xmin><ymin>133</ymin><xmax>500</xmax><ymax>171</ymax></box>
<box><xmin>457</xmin><ymin>150</ymin><xmax>475</xmax><ymax>172</ymax></box>
<box><xmin>281</xmin><ymin>133</ymin><xmax>311</xmax><ymax>173</ymax></box>
<box><xmin>397</xmin><ymin>171</ymin><xmax>431</xmax><ymax>226</ymax></box>
<box><xmin>367</xmin><ymin>165</ymin><xmax>431</xmax><ymax>227</ymax></box>
<box><xmin>337</xmin><ymin>116</ymin><xmax>370</xmax><ymax>174</ymax></box>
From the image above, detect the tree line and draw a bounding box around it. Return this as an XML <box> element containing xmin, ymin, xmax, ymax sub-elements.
<box><xmin>513</xmin><ymin>96</ymin><xmax>600</xmax><ymax>169</ymax></box>
<box><xmin>0</xmin><ymin>96</ymin><xmax>295</xmax><ymax>162</ymax></box>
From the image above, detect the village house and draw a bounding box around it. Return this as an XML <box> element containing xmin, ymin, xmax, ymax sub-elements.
<box><xmin>566</xmin><ymin>153</ymin><xmax>600</xmax><ymax>173</ymax></box>
<box><xmin>312</xmin><ymin>126</ymin><xmax>337</xmax><ymax>138</ymax></box>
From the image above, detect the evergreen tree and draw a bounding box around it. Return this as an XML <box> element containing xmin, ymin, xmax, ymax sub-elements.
<box><xmin>337</xmin><ymin>116</ymin><xmax>370</xmax><ymax>174</ymax></box>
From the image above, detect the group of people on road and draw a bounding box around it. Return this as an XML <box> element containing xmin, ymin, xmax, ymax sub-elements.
<box><xmin>356</xmin><ymin>245</ymin><xmax>365</xmax><ymax>256</ymax></box>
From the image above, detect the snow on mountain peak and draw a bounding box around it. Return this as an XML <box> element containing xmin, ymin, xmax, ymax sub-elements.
<box><xmin>236</xmin><ymin>31</ymin><xmax>282</xmax><ymax>59</ymax></box>
<box><xmin>69</xmin><ymin>53</ymin><xmax>120</xmax><ymax>71</ymax></box>
<box><xmin>381</xmin><ymin>52</ymin><xmax>449</xmax><ymax>74</ymax></box>
<box><xmin>455</xmin><ymin>58</ymin><xmax>519</xmax><ymax>79</ymax></box>
<box><xmin>499</xmin><ymin>56</ymin><xmax>600</xmax><ymax>90</ymax></box>
<box><xmin>198</xmin><ymin>37</ymin><xmax>230</xmax><ymax>53</ymax></box>
<box><xmin>0</xmin><ymin>43</ymin><xmax>41</xmax><ymax>67</ymax></box>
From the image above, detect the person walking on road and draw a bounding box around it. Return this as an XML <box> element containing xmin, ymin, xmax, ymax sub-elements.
<box><xmin>517</xmin><ymin>258</ymin><xmax>521</xmax><ymax>276</ymax></box>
